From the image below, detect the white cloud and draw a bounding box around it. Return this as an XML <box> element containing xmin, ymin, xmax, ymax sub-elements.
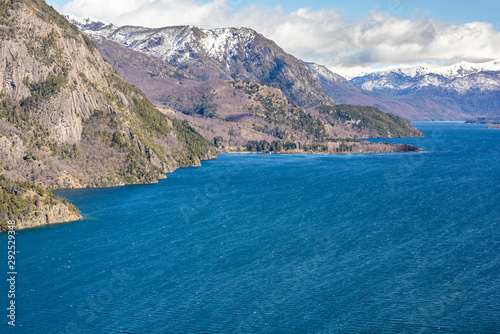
<box><xmin>59</xmin><ymin>0</ymin><xmax>500</xmax><ymax>77</ymax></box>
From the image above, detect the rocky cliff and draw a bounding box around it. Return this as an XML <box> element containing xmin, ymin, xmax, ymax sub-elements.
<box><xmin>0</xmin><ymin>0</ymin><xmax>216</xmax><ymax>190</ymax></box>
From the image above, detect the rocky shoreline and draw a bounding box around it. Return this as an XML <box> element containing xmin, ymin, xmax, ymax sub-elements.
<box><xmin>0</xmin><ymin>175</ymin><xmax>82</xmax><ymax>232</ymax></box>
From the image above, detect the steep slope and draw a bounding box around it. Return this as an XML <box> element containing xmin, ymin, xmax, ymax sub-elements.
<box><xmin>350</xmin><ymin>61</ymin><xmax>500</xmax><ymax>119</ymax></box>
<box><xmin>0</xmin><ymin>0</ymin><xmax>216</xmax><ymax>191</ymax></box>
<box><xmin>304</xmin><ymin>62</ymin><xmax>468</xmax><ymax>121</ymax></box>
<box><xmin>64</xmin><ymin>14</ymin><xmax>335</xmax><ymax>109</ymax></box>
<box><xmin>92</xmin><ymin>38</ymin><xmax>326</xmax><ymax>147</ymax></box>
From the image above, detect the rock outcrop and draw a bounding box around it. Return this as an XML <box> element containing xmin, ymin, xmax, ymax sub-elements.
<box><xmin>0</xmin><ymin>174</ymin><xmax>81</xmax><ymax>231</ymax></box>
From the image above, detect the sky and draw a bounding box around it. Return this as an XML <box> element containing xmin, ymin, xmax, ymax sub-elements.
<box><xmin>47</xmin><ymin>0</ymin><xmax>500</xmax><ymax>77</ymax></box>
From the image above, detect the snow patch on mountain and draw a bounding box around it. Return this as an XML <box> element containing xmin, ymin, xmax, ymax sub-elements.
<box><xmin>63</xmin><ymin>13</ymin><xmax>117</xmax><ymax>38</ymax></box>
<box><xmin>356</xmin><ymin>60</ymin><xmax>500</xmax><ymax>80</ymax></box>
<box><xmin>303</xmin><ymin>62</ymin><xmax>347</xmax><ymax>83</ymax></box>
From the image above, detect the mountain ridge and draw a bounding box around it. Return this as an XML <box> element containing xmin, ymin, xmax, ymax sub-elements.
<box><xmin>304</xmin><ymin>62</ymin><xmax>468</xmax><ymax>121</ymax></box>
<box><xmin>351</xmin><ymin>60</ymin><xmax>500</xmax><ymax>80</ymax></box>
<box><xmin>351</xmin><ymin>60</ymin><xmax>500</xmax><ymax>93</ymax></box>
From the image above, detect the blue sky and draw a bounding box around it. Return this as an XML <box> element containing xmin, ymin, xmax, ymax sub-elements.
<box><xmin>49</xmin><ymin>0</ymin><xmax>500</xmax><ymax>76</ymax></box>
<box><xmin>231</xmin><ymin>0</ymin><xmax>499</xmax><ymax>27</ymax></box>
<box><xmin>48</xmin><ymin>0</ymin><xmax>500</xmax><ymax>28</ymax></box>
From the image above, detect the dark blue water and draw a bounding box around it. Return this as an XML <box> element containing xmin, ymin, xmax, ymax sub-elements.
<box><xmin>1</xmin><ymin>122</ymin><xmax>499</xmax><ymax>333</ymax></box>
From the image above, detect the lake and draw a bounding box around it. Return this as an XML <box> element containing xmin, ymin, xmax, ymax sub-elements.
<box><xmin>1</xmin><ymin>122</ymin><xmax>499</xmax><ymax>333</ymax></box>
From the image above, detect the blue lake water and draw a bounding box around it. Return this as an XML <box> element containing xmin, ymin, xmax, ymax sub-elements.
<box><xmin>1</xmin><ymin>122</ymin><xmax>499</xmax><ymax>333</ymax></box>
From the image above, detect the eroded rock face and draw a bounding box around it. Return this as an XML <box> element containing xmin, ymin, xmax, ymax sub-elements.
<box><xmin>0</xmin><ymin>133</ymin><xmax>24</xmax><ymax>168</ymax></box>
<box><xmin>0</xmin><ymin>34</ymin><xmax>105</xmax><ymax>145</ymax></box>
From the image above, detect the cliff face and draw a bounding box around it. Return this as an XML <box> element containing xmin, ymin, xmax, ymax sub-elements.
<box><xmin>0</xmin><ymin>0</ymin><xmax>216</xmax><ymax>190</ymax></box>
<box><xmin>0</xmin><ymin>175</ymin><xmax>81</xmax><ymax>231</ymax></box>
<box><xmin>11</xmin><ymin>193</ymin><xmax>81</xmax><ymax>230</ymax></box>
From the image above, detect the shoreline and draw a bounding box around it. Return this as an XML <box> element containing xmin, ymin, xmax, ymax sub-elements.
<box><xmin>54</xmin><ymin>145</ymin><xmax>422</xmax><ymax>191</ymax></box>
<box><xmin>0</xmin><ymin>216</ymin><xmax>85</xmax><ymax>233</ymax></box>
<box><xmin>3</xmin><ymin>141</ymin><xmax>419</xmax><ymax>230</ymax></box>
<box><xmin>217</xmin><ymin>144</ymin><xmax>421</xmax><ymax>155</ymax></box>
<box><xmin>221</xmin><ymin>150</ymin><xmax>424</xmax><ymax>155</ymax></box>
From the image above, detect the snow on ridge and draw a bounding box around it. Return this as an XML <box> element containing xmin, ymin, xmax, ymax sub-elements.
<box><xmin>303</xmin><ymin>62</ymin><xmax>346</xmax><ymax>83</ymax></box>
<box><xmin>111</xmin><ymin>25</ymin><xmax>257</xmax><ymax>64</ymax></box>
<box><xmin>446</xmin><ymin>73</ymin><xmax>500</xmax><ymax>92</ymax></box>
<box><xmin>66</xmin><ymin>14</ymin><xmax>259</xmax><ymax>65</ymax></box>
<box><xmin>350</xmin><ymin>59</ymin><xmax>500</xmax><ymax>92</ymax></box>
<box><xmin>432</xmin><ymin>61</ymin><xmax>489</xmax><ymax>78</ymax></box>
<box><xmin>63</xmin><ymin>13</ymin><xmax>113</xmax><ymax>29</ymax></box>
<box><xmin>358</xmin><ymin>59</ymin><xmax>500</xmax><ymax>80</ymax></box>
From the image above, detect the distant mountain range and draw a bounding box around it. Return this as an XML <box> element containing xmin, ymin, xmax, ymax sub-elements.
<box><xmin>351</xmin><ymin>61</ymin><xmax>500</xmax><ymax>91</ymax></box>
<box><xmin>349</xmin><ymin>61</ymin><xmax>500</xmax><ymax>120</ymax></box>
<box><xmin>304</xmin><ymin>62</ymin><xmax>467</xmax><ymax>121</ymax></box>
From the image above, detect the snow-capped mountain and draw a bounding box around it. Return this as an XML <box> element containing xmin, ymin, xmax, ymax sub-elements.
<box><xmin>63</xmin><ymin>14</ymin><xmax>333</xmax><ymax>109</ymax></box>
<box><xmin>63</xmin><ymin>14</ymin><xmax>117</xmax><ymax>36</ymax></box>
<box><xmin>351</xmin><ymin>60</ymin><xmax>500</xmax><ymax>92</ymax></box>
<box><xmin>379</xmin><ymin>60</ymin><xmax>500</xmax><ymax>79</ymax></box>
<box><xmin>303</xmin><ymin>62</ymin><xmax>349</xmax><ymax>84</ymax></box>
<box><xmin>64</xmin><ymin>14</ymin><xmax>499</xmax><ymax>120</ymax></box>
<box><xmin>348</xmin><ymin>61</ymin><xmax>500</xmax><ymax>118</ymax></box>
<box><xmin>304</xmin><ymin>62</ymin><xmax>468</xmax><ymax>121</ymax></box>
<box><xmin>64</xmin><ymin>14</ymin><xmax>255</xmax><ymax>67</ymax></box>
